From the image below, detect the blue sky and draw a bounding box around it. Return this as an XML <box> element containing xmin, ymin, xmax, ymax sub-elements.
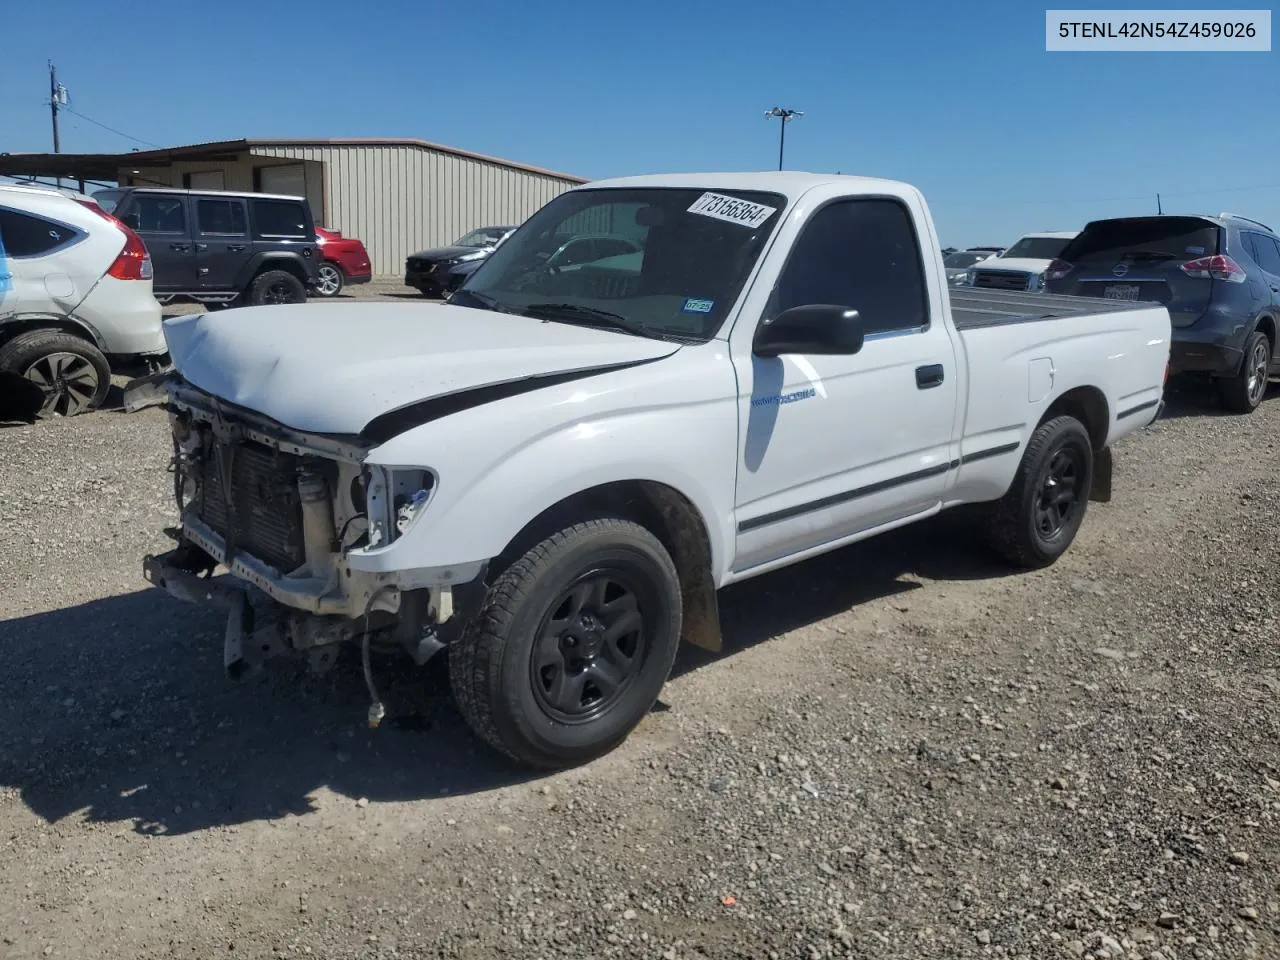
<box><xmin>2</xmin><ymin>0</ymin><xmax>1277</xmax><ymax>247</ymax></box>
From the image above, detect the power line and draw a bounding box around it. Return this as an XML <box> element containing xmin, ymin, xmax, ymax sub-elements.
<box><xmin>60</xmin><ymin>105</ymin><xmax>159</xmax><ymax>149</ymax></box>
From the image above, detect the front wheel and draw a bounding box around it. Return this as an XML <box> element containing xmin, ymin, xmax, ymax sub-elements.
<box><xmin>984</xmin><ymin>415</ymin><xmax>1094</xmax><ymax>569</ymax></box>
<box><xmin>449</xmin><ymin>519</ymin><xmax>682</xmax><ymax>769</ymax></box>
<box><xmin>314</xmin><ymin>262</ymin><xmax>344</xmax><ymax>298</ymax></box>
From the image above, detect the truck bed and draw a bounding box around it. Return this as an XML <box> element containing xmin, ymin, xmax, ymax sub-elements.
<box><xmin>950</xmin><ymin>287</ymin><xmax>1152</xmax><ymax>331</ymax></box>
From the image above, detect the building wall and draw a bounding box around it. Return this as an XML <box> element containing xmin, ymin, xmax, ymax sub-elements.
<box><xmin>252</xmin><ymin>143</ymin><xmax>580</xmax><ymax>276</ymax></box>
<box><xmin>118</xmin><ymin>157</ymin><xmax>325</xmax><ymax>229</ymax></box>
<box><xmin>119</xmin><ymin>143</ymin><xmax>583</xmax><ymax>276</ymax></box>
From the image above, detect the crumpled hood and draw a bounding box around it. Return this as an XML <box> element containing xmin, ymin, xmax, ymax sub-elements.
<box><xmin>163</xmin><ymin>302</ymin><xmax>680</xmax><ymax>435</ymax></box>
<box><xmin>971</xmin><ymin>257</ymin><xmax>1055</xmax><ymax>275</ymax></box>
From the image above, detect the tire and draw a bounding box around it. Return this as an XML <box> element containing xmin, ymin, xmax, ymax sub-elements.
<box><xmin>314</xmin><ymin>262</ymin><xmax>344</xmax><ymax>298</ymax></box>
<box><xmin>1219</xmin><ymin>331</ymin><xmax>1271</xmax><ymax>414</ymax></box>
<box><xmin>246</xmin><ymin>269</ymin><xmax>307</xmax><ymax>306</ymax></box>
<box><xmin>984</xmin><ymin>415</ymin><xmax>1094</xmax><ymax>570</ymax></box>
<box><xmin>449</xmin><ymin>519</ymin><xmax>683</xmax><ymax>769</ymax></box>
<box><xmin>0</xmin><ymin>329</ymin><xmax>111</xmax><ymax>418</ymax></box>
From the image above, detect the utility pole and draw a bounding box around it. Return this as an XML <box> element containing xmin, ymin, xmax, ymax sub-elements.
<box><xmin>1156</xmin><ymin>192</ymin><xmax>1163</xmax><ymax>214</ymax></box>
<box><xmin>48</xmin><ymin>61</ymin><xmax>70</xmax><ymax>188</ymax></box>
<box><xmin>764</xmin><ymin>107</ymin><xmax>803</xmax><ymax>170</ymax></box>
<box><xmin>48</xmin><ymin>61</ymin><xmax>65</xmax><ymax>154</ymax></box>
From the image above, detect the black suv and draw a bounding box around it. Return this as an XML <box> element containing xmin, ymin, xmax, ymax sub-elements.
<box><xmin>1045</xmin><ymin>214</ymin><xmax>1280</xmax><ymax>413</ymax></box>
<box><xmin>92</xmin><ymin>187</ymin><xmax>322</xmax><ymax>306</ymax></box>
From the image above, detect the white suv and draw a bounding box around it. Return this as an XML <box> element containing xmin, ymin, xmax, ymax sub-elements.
<box><xmin>0</xmin><ymin>183</ymin><xmax>165</xmax><ymax>417</ymax></box>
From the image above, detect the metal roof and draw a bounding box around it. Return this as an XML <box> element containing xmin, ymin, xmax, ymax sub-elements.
<box><xmin>0</xmin><ymin>137</ymin><xmax>587</xmax><ymax>183</ymax></box>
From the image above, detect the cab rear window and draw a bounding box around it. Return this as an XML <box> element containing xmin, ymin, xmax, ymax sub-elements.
<box><xmin>1062</xmin><ymin>217</ymin><xmax>1220</xmax><ymax>262</ymax></box>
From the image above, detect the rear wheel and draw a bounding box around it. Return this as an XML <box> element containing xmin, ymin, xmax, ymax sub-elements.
<box><xmin>985</xmin><ymin>415</ymin><xmax>1093</xmax><ymax>569</ymax></box>
<box><xmin>1219</xmin><ymin>331</ymin><xmax>1271</xmax><ymax>414</ymax></box>
<box><xmin>246</xmin><ymin>269</ymin><xmax>306</xmax><ymax>306</ymax></box>
<box><xmin>449</xmin><ymin>519</ymin><xmax>682</xmax><ymax>769</ymax></box>
<box><xmin>314</xmin><ymin>262</ymin><xmax>344</xmax><ymax>298</ymax></box>
<box><xmin>0</xmin><ymin>329</ymin><xmax>111</xmax><ymax>418</ymax></box>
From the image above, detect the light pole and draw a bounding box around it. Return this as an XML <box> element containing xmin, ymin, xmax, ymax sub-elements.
<box><xmin>764</xmin><ymin>106</ymin><xmax>802</xmax><ymax>170</ymax></box>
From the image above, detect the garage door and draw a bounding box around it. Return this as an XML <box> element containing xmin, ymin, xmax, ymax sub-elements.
<box><xmin>258</xmin><ymin>164</ymin><xmax>306</xmax><ymax>198</ymax></box>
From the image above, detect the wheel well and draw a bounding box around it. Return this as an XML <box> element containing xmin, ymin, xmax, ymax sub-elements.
<box><xmin>496</xmin><ymin>481</ymin><xmax>723</xmax><ymax>652</ymax></box>
<box><xmin>1254</xmin><ymin>314</ymin><xmax>1276</xmax><ymax>355</ymax></box>
<box><xmin>1041</xmin><ymin>386</ymin><xmax>1109</xmax><ymax>451</ymax></box>
<box><xmin>252</xmin><ymin>259</ymin><xmax>308</xmax><ymax>286</ymax></box>
<box><xmin>0</xmin><ymin>317</ymin><xmax>101</xmax><ymax>352</ymax></box>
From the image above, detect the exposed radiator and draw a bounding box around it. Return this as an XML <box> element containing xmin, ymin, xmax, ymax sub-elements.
<box><xmin>197</xmin><ymin>439</ymin><xmax>306</xmax><ymax>574</ymax></box>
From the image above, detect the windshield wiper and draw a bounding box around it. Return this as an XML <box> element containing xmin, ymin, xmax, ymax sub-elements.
<box><xmin>522</xmin><ymin>302</ymin><xmax>653</xmax><ymax>338</ymax></box>
<box><xmin>448</xmin><ymin>289</ymin><xmax>521</xmax><ymax>314</ymax></box>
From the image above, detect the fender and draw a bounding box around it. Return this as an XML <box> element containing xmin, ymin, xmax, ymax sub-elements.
<box><xmin>234</xmin><ymin>251</ymin><xmax>314</xmax><ymax>290</ymax></box>
<box><xmin>0</xmin><ymin>312</ymin><xmax>105</xmax><ymax>350</ymax></box>
<box><xmin>348</xmin><ymin>392</ymin><xmax>740</xmax><ymax>586</ymax></box>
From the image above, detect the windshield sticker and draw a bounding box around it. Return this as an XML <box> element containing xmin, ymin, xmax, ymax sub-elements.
<box><xmin>681</xmin><ymin>297</ymin><xmax>715</xmax><ymax>314</ymax></box>
<box><xmin>687</xmin><ymin>193</ymin><xmax>777</xmax><ymax>229</ymax></box>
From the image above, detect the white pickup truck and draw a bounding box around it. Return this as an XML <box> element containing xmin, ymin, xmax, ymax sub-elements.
<box><xmin>139</xmin><ymin>172</ymin><xmax>1171</xmax><ymax>769</ymax></box>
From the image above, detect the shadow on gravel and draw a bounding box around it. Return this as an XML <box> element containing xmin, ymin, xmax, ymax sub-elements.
<box><xmin>674</xmin><ymin>510</ymin><xmax>1011</xmax><ymax>677</ymax></box>
<box><xmin>0</xmin><ymin>511</ymin><xmax>1006</xmax><ymax>837</ymax></box>
<box><xmin>0</xmin><ymin>589</ymin><xmax>535</xmax><ymax>837</ymax></box>
<box><xmin>1157</xmin><ymin>377</ymin><xmax>1280</xmax><ymax>420</ymax></box>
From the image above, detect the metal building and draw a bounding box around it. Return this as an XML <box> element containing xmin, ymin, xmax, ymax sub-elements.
<box><xmin>0</xmin><ymin>138</ymin><xmax>587</xmax><ymax>276</ymax></box>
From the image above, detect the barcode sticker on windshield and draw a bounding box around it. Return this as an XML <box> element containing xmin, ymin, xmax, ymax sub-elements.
<box><xmin>687</xmin><ymin>193</ymin><xmax>777</xmax><ymax>229</ymax></box>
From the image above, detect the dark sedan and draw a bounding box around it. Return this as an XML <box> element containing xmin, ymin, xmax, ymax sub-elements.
<box><xmin>405</xmin><ymin>225</ymin><xmax>516</xmax><ymax>297</ymax></box>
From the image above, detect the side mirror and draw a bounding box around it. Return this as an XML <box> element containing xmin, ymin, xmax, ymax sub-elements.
<box><xmin>753</xmin><ymin>305</ymin><xmax>865</xmax><ymax>358</ymax></box>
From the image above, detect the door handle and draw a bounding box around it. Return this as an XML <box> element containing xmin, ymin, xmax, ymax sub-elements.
<box><xmin>1271</xmin><ymin>284</ymin><xmax>1279</xmax><ymax>293</ymax></box>
<box><xmin>194</xmin><ymin>242</ymin><xmax>208</xmax><ymax>252</ymax></box>
<box><xmin>170</xmin><ymin>243</ymin><xmax>190</xmax><ymax>252</ymax></box>
<box><xmin>227</xmin><ymin>244</ymin><xmax>246</xmax><ymax>252</ymax></box>
<box><xmin>915</xmin><ymin>364</ymin><xmax>945</xmax><ymax>389</ymax></box>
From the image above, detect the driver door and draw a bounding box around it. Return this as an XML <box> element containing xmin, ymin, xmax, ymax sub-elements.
<box><xmin>730</xmin><ymin>196</ymin><xmax>959</xmax><ymax>575</ymax></box>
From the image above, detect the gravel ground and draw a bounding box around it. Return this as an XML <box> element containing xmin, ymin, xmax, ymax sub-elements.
<box><xmin>1</xmin><ymin>378</ymin><xmax>1279</xmax><ymax>960</ymax></box>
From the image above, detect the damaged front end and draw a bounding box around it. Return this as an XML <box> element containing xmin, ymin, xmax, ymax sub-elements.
<box><xmin>142</xmin><ymin>377</ymin><xmax>477</xmax><ymax>692</ymax></box>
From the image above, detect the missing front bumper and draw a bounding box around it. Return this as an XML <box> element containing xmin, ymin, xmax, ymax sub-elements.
<box><xmin>143</xmin><ymin>550</ymin><xmax>289</xmax><ymax>680</ymax></box>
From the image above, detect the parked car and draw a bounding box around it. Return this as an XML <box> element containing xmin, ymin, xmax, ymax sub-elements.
<box><xmin>444</xmin><ymin>233</ymin><xmax>643</xmax><ymax>298</ymax></box>
<box><xmin>943</xmin><ymin>249</ymin><xmax>994</xmax><ymax>283</ymax></box>
<box><xmin>941</xmin><ymin>246</ymin><xmax>957</xmax><ymax>256</ymax></box>
<box><xmin>92</xmin><ymin>187</ymin><xmax>322</xmax><ymax>307</ymax></box>
<box><xmin>1045</xmin><ymin>214</ymin><xmax>1280</xmax><ymax>413</ymax></box>
<box><xmin>0</xmin><ymin>183</ymin><xmax>164</xmax><ymax>417</ymax></box>
<box><xmin>966</xmin><ymin>246</ymin><xmax>1006</xmax><ymax>256</ymax></box>
<box><xmin>404</xmin><ymin>225</ymin><xmax>516</xmax><ymax>297</ymax></box>
<box><xmin>961</xmin><ymin>232</ymin><xmax>1078</xmax><ymax>291</ymax></box>
<box><xmin>139</xmin><ymin>172</ymin><xmax>1170</xmax><ymax>769</ymax></box>
<box><xmin>313</xmin><ymin>226</ymin><xmax>372</xmax><ymax>298</ymax></box>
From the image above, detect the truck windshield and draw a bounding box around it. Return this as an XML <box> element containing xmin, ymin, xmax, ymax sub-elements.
<box><xmin>1001</xmin><ymin>236</ymin><xmax>1073</xmax><ymax>260</ymax></box>
<box><xmin>453</xmin><ymin>187</ymin><xmax>786</xmax><ymax>341</ymax></box>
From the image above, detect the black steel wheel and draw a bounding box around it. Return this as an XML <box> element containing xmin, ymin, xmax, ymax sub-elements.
<box><xmin>0</xmin><ymin>329</ymin><xmax>111</xmax><ymax>418</ymax></box>
<box><xmin>529</xmin><ymin>569</ymin><xmax>648</xmax><ymax>723</ymax></box>
<box><xmin>985</xmin><ymin>415</ymin><xmax>1094</xmax><ymax>569</ymax></box>
<box><xmin>449</xmin><ymin>518</ymin><xmax>682</xmax><ymax>769</ymax></box>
